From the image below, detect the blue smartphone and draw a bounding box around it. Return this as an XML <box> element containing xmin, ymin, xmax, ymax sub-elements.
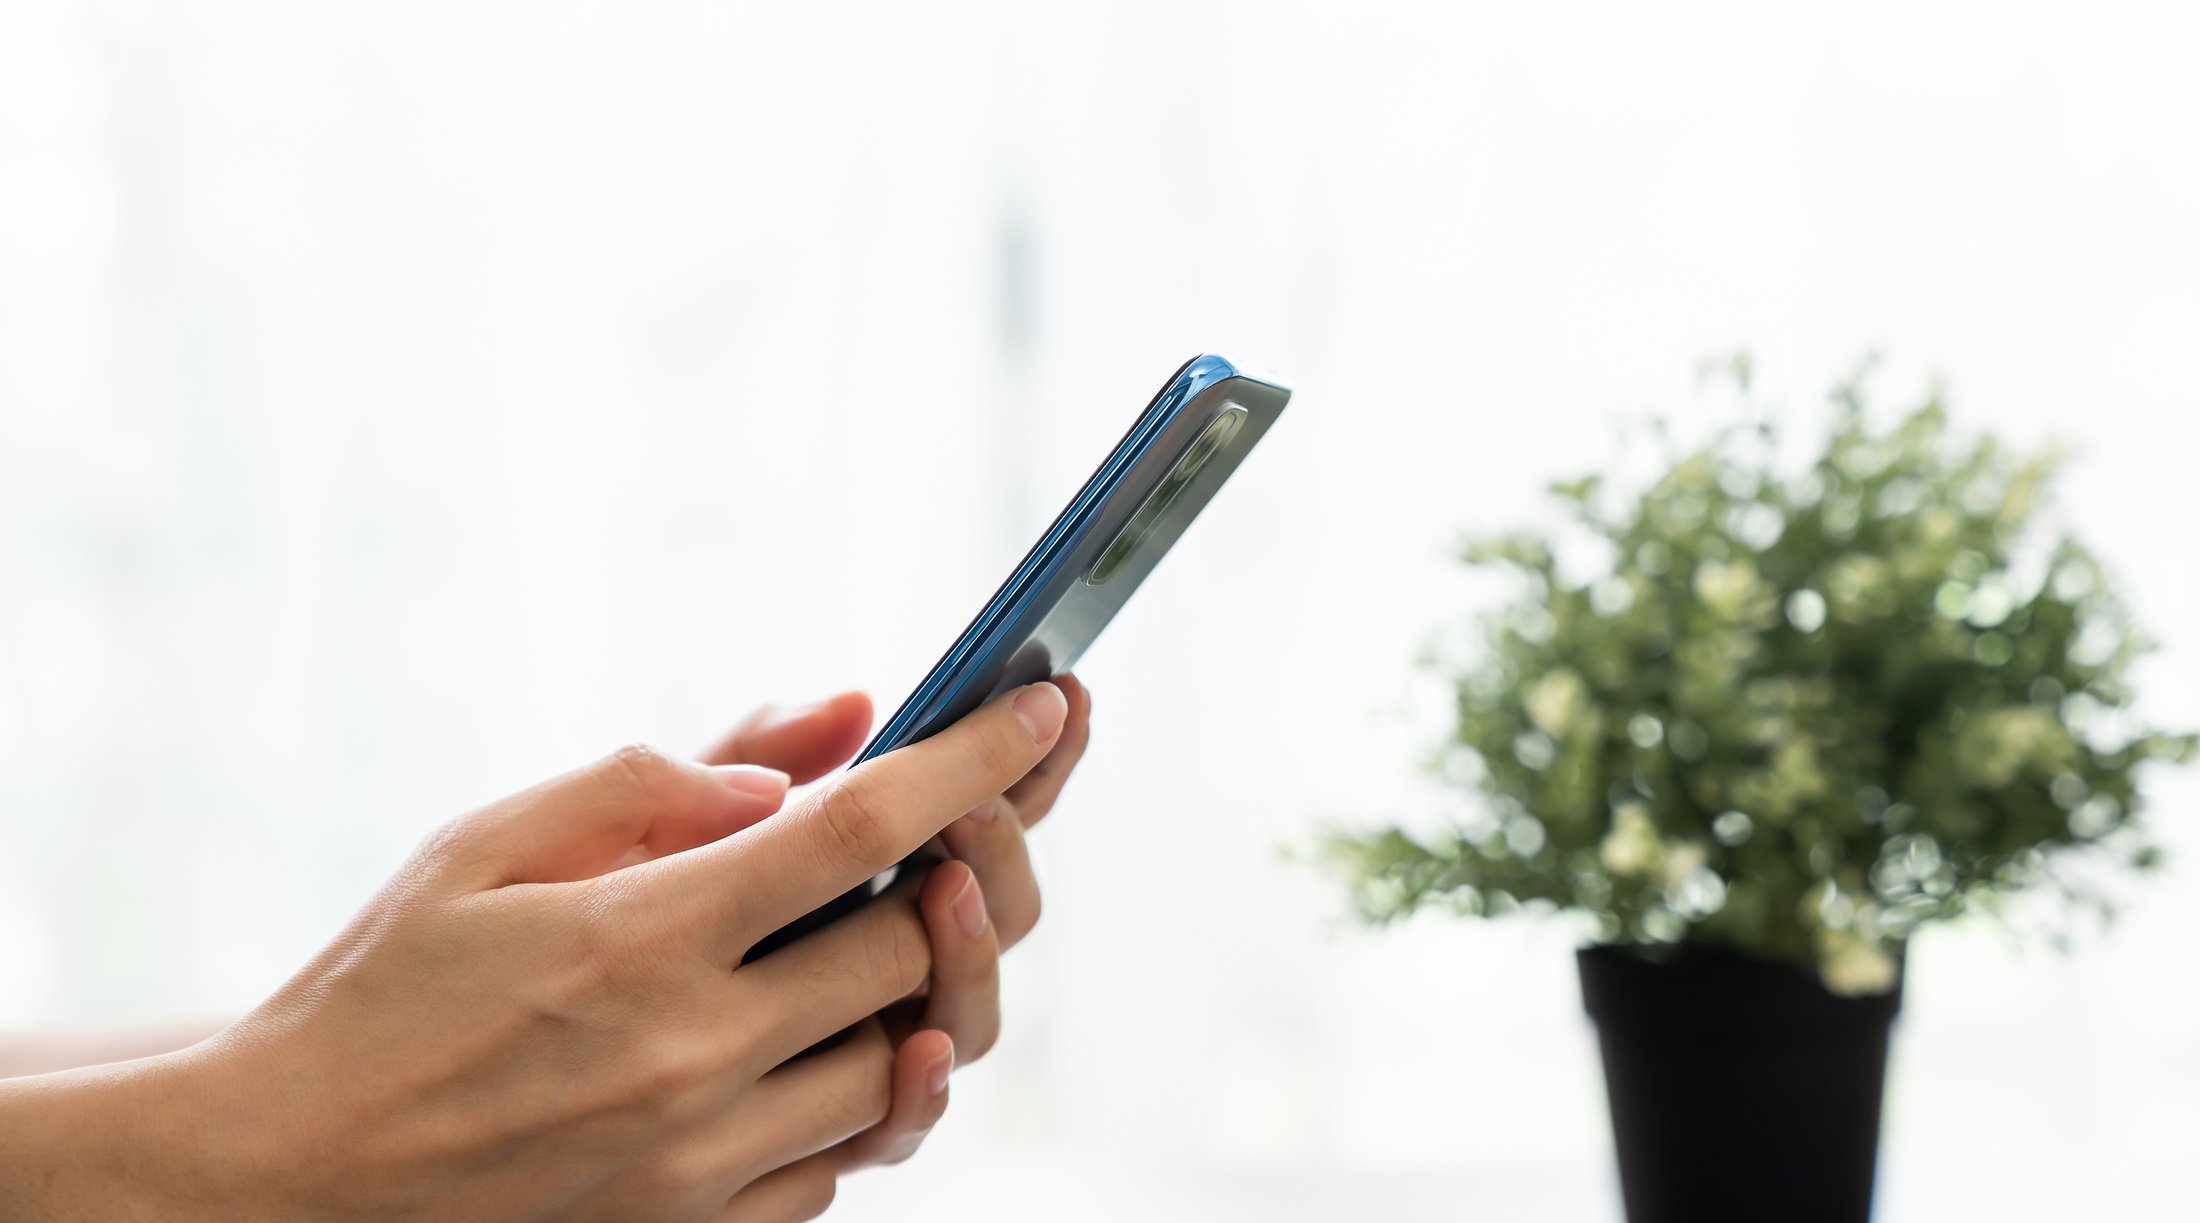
<box><xmin>748</xmin><ymin>353</ymin><xmax>1290</xmax><ymax>958</ymax></box>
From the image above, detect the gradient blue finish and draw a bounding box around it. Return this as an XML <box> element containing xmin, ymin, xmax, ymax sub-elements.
<box><xmin>745</xmin><ymin>353</ymin><xmax>1291</xmax><ymax>960</ymax></box>
<box><xmin>858</xmin><ymin>353</ymin><xmax>1269</xmax><ymax>762</ymax></box>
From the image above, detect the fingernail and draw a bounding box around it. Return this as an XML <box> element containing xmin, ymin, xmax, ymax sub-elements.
<box><xmin>925</xmin><ymin>1045</ymin><xmax>954</xmax><ymax>1096</ymax></box>
<box><xmin>711</xmin><ymin>765</ymin><xmax>789</xmax><ymax>796</ymax></box>
<box><xmin>1012</xmin><ymin>683</ymin><xmax>1068</xmax><ymax>744</ymax></box>
<box><xmin>950</xmin><ymin>868</ymin><xmax>988</xmax><ymax>939</ymax></box>
<box><xmin>962</xmin><ymin>796</ymin><xmax>999</xmax><ymax>824</ymax></box>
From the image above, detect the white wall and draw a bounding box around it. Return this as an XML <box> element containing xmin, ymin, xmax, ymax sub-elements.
<box><xmin>3</xmin><ymin>2</ymin><xmax>2196</xmax><ymax>1219</ymax></box>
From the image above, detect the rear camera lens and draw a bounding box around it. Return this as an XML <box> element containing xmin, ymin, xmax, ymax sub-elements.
<box><xmin>1088</xmin><ymin>405</ymin><xmax>1246</xmax><ymax>585</ymax></box>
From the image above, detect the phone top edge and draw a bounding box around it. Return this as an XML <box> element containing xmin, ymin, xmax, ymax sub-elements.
<box><xmin>854</xmin><ymin>354</ymin><xmax>1263</xmax><ymax>763</ymax></box>
<box><xmin>908</xmin><ymin>356</ymin><xmax>1288</xmax><ymax>731</ymax></box>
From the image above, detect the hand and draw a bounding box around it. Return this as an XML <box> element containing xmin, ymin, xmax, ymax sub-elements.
<box><xmin>937</xmin><ymin>673</ymin><xmax>1093</xmax><ymax>952</ymax></box>
<box><xmin>693</xmin><ymin>679</ymin><xmax>1094</xmax><ymax>1218</ymax></box>
<box><xmin>690</xmin><ymin>673</ymin><xmax>1090</xmax><ymax>955</ymax></box>
<box><xmin>0</xmin><ymin>683</ymin><xmax>1070</xmax><ymax>1223</ymax></box>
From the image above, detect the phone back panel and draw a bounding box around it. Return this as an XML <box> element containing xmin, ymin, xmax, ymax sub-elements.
<box><xmin>745</xmin><ymin>354</ymin><xmax>1289</xmax><ymax>958</ymax></box>
<box><xmin>862</xmin><ymin>354</ymin><xmax>1290</xmax><ymax>761</ymax></box>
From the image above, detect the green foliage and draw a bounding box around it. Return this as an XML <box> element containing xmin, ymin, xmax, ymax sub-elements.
<box><xmin>1326</xmin><ymin>362</ymin><xmax>2196</xmax><ymax>993</ymax></box>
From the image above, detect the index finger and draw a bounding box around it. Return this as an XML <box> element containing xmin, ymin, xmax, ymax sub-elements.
<box><xmin>644</xmin><ymin>681</ymin><xmax>1069</xmax><ymax>962</ymax></box>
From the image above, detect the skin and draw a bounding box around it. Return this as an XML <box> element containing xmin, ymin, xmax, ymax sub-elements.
<box><xmin>0</xmin><ymin>675</ymin><xmax>1092</xmax><ymax>1222</ymax></box>
<box><xmin>0</xmin><ymin>1021</ymin><xmax>231</xmax><ymax>1080</ymax></box>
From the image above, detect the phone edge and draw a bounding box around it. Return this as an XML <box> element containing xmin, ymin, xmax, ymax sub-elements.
<box><xmin>853</xmin><ymin>353</ymin><xmax>1246</xmax><ymax>763</ymax></box>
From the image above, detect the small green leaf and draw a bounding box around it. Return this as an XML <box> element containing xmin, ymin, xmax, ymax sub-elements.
<box><xmin>1311</xmin><ymin>355</ymin><xmax>2195</xmax><ymax>978</ymax></box>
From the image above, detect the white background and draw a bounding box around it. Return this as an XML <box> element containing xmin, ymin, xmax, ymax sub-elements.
<box><xmin>3</xmin><ymin>2</ymin><xmax>2198</xmax><ymax>1219</ymax></box>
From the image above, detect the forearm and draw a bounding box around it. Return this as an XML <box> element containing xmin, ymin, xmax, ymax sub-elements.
<box><xmin>0</xmin><ymin>1058</ymin><xmax>195</xmax><ymax>1222</ymax></box>
<box><xmin>0</xmin><ymin>1020</ymin><xmax>227</xmax><ymax>1079</ymax></box>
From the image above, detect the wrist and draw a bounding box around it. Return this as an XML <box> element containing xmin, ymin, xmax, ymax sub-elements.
<box><xmin>0</xmin><ymin>1061</ymin><xmax>165</xmax><ymax>1220</ymax></box>
<box><xmin>0</xmin><ymin>1044</ymin><xmax>278</xmax><ymax>1222</ymax></box>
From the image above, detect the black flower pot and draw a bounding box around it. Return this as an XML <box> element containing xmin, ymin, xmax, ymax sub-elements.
<box><xmin>1578</xmin><ymin>944</ymin><xmax>1903</xmax><ymax>1223</ymax></box>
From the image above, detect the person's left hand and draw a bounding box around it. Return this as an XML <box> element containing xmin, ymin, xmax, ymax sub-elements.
<box><xmin>660</xmin><ymin>678</ymin><xmax>1092</xmax><ymax>1216</ymax></box>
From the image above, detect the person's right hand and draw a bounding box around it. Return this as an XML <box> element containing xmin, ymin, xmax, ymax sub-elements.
<box><xmin>709</xmin><ymin>672</ymin><xmax>1091</xmax><ymax>1218</ymax></box>
<box><xmin>4</xmin><ymin>681</ymin><xmax>1069</xmax><ymax>1223</ymax></box>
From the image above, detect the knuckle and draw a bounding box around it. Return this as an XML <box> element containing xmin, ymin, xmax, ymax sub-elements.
<box><xmin>415</xmin><ymin>812</ymin><xmax>472</xmax><ymax>859</ymax></box>
<box><xmin>603</xmin><ymin>742</ymin><xmax>682</xmax><ymax>801</ymax></box>
<box><xmin>969</xmin><ymin>719</ymin><xmax>1033</xmax><ymax>783</ymax></box>
<box><xmin>844</xmin><ymin>910</ymin><xmax>924</xmax><ymax>1007</ymax></box>
<box><xmin>631</xmin><ymin>1032</ymin><xmax>716</xmax><ymax>1111</ymax></box>
<box><xmin>815</xmin><ymin>772</ymin><xmax>896</xmax><ymax>867</ymax></box>
<box><xmin>530</xmin><ymin>891</ymin><xmax>627</xmax><ymax>997</ymax></box>
<box><xmin>812</xmin><ymin>1054</ymin><xmax>891</xmax><ymax>1138</ymax></box>
<box><xmin>638</xmin><ymin>1150</ymin><xmax>713</xmax><ymax>1209</ymax></box>
<box><xmin>858</xmin><ymin>1063</ymin><xmax>893</xmax><ymax>1130</ymax></box>
<box><xmin>573</xmin><ymin>877</ymin><xmax>676</xmax><ymax>984</ymax></box>
<box><xmin>551</xmin><ymin>1030</ymin><xmax>725</xmax><ymax>1139</ymax></box>
<box><xmin>869</xmin><ymin>911</ymin><xmax>933</xmax><ymax>1000</ymax></box>
<box><xmin>566</xmin><ymin>917</ymin><xmax>624</xmax><ymax>988</ymax></box>
<box><xmin>629</xmin><ymin>1033</ymin><xmax>695</xmax><ymax>1099</ymax></box>
<box><xmin>717</xmin><ymin>1020</ymin><xmax>770</xmax><ymax>1085</ymax></box>
<box><xmin>402</xmin><ymin>813</ymin><xmax>484</xmax><ymax>878</ymax></box>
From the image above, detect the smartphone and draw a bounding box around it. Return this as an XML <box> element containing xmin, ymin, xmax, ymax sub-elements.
<box><xmin>748</xmin><ymin>353</ymin><xmax>1291</xmax><ymax>958</ymax></box>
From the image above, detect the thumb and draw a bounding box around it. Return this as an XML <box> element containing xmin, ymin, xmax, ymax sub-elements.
<box><xmin>444</xmin><ymin>745</ymin><xmax>790</xmax><ymax>888</ymax></box>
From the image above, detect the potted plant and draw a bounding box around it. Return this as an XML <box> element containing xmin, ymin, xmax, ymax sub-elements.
<box><xmin>1324</xmin><ymin>362</ymin><xmax>2194</xmax><ymax>1223</ymax></box>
